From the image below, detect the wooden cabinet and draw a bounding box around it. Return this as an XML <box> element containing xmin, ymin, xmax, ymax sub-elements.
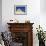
<box><xmin>7</xmin><ymin>23</ymin><xmax>34</xmax><ymax>46</ymax></box>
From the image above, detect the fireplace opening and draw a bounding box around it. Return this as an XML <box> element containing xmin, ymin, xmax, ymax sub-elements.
<box><xmin>11</xmin><ymin>32</ymin><xmax>28</xmax><ymax>46</ymax></box>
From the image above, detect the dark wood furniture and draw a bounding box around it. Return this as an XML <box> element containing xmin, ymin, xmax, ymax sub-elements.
<box><xmin>7</xmin><ymin>23</ymin><xmax>34</xmax><ymax>46</ymax></box>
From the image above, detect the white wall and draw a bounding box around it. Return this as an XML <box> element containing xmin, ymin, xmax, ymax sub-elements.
<box><xmin>2</xmin><ymin>0</ymin><xmax>40</xmax><ymax>30</ymax></box>
<box><xmin>40</xmin><ymin>0</ymin><xmax>46</xmax><ymax>13</ymax></box>
<box><xmin>40</xmin><ymin>0</ymin><xmax>46</xmax><ymax>31</ymax></box>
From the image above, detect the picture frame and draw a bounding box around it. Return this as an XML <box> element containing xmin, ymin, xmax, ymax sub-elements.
<box><xmin>14</xmin><ymin>5</ymin><xmax>27</xmax><ymax>15</ymax></box>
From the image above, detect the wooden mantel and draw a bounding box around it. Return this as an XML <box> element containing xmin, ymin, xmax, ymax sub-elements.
<box><xmin>7</xmin><ymin>23</ymin><xmax>34</xmax><ymax>46</ymax></box>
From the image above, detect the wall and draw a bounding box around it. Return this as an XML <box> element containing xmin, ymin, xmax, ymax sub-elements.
<box><xmin>2</xmin><ymin>0</ymin><xmax>46</xmax><ymax>46</ymax></box>
<box><xmin>0</xmin><ymin>0</ymin><xmax>2</xmax><ymax>32</ymax></box>
<box><xmin>2</xmin><ymin>0</ymin><xmax>40</xmax><ymax>30</ymax></box>
<box><xmin>40</xmin><ymin>0</ymin><xmax>46</xmax><ymax>31</ymax></box>
<box><xmin>40</xmin><ymin>0</ymin><xmax>46</xmax><ymax>13</ymax></box>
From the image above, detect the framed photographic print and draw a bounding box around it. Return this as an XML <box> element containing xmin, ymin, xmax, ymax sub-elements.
<box><xmin>14</xmin><ymin>5</ymin><xmax>27</xmax><ymax>15</ymax></box>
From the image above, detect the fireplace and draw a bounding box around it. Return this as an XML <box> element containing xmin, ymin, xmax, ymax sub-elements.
<box><xmin>7</xmin><ymin>23</ymin><xmax>34</xmax><ymax>46</ymax></box>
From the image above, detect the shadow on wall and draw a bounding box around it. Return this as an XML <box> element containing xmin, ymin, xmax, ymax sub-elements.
<box><xmin>40</xmin><ymin>0</ymin><xmax>46</xmax><ymax>13</ymax></box>
<box><xmin>0</xmin><ymin>0</ymin><xmax>2</xmax><ymax>32</ymax></box>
